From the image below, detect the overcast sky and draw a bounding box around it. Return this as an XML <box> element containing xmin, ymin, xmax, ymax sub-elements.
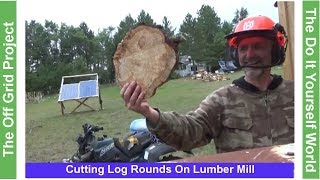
<box><xmin>24</xmin><ymin>0</ymin><xmax>279</xmax><ymax>33</ymax></box>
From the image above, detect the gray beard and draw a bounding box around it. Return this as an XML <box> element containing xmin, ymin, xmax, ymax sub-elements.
<box><xmin>243</xmin><ymin>68</ymin><xmax>265</xmax><ymax>79</ymax></box>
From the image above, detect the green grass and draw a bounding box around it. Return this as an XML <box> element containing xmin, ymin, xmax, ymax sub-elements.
<box><xmin>26</xmin><ymin>67</ymin><xmax>283</xmax><ymax>162</ymax></box>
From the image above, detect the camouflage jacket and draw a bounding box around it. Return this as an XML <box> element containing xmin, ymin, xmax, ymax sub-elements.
<box><xmin>147</xmin><ymin>75</ymin><xmax>294</xmax><ymax>153</ymax></box>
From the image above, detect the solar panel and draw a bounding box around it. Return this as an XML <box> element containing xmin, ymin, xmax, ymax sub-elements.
<box><xmin>58</xmin><ymin>83</ymin><xmax>79</xmax><ymax>101</ymax></box>
<box><xmin>58</xmin><ymin>80</ymin><xmax>98</xmax><ymax>102</ymax></box>
<box><xmin>57</xmin><ymin>73</ymin><xmax>102</xmax><ymax>114</ymax></box>
<box><xmin>79</xmin><ymin>80</ymin><xmax>98</xmax><ymax>98</ymax></box>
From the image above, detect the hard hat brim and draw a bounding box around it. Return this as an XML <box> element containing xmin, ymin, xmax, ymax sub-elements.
<box><xmin>225</xmin><ymin>29</ymin><xmax>275</xmax><ymax>40</ymax></box>
<box><xmin>226</xmin><ymin>30</ymin><xmax>276</xmax><ymax>47</ymax></box>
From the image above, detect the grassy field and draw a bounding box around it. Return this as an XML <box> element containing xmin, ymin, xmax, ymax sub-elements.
<box><xmin>26</xmin><ymin>67</ymin><xmax>283</xmax><ymax>162</ymax></box>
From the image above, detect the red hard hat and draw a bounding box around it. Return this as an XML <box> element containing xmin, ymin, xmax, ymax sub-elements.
<box><xmin>226</xmin><ymin>15</ymin><xmax>284</xmax><ymax>48</ymax></box>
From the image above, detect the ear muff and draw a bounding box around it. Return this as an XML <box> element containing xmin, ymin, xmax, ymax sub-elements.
<box><xmin>227</xmin><ymin>23</ymin><xmax>288</xmax><ymax>68</ymax></box>
<box><xmin>271</xmin><ymin>23</ymin><xmax>288</xmax><ymax>66</ymax></box>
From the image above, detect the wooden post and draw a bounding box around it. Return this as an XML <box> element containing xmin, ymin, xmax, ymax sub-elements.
<box><xmin>60</xmin><ymin>102</ymin><xmax>65</xmax><ymax>115</ymax></box>
<box><xmin>99</xmin><ymin>88</ymin><xmax>103</xmax><ymax>110</ymax></box>
<box><xmin>277</xmin><ymin>1</ymin><xmax>294</xmax><ymax>81</ymax></box>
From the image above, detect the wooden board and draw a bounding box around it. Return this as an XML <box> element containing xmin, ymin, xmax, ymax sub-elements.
<box><xmin>277</xmin><ymin>1</ymin><xmax>294</xmax><ymax>80</ymax></box>
<box><xmin>173</xmin><ymin>144</ymin><xmax>294</xmax><ymax>162</ymax></box>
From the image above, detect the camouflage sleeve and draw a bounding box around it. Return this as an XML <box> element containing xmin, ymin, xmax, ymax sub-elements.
<box><xmin>146</xmin><ymin>89</ymin><xmax>224</xmax><ymax>151</ymax></box>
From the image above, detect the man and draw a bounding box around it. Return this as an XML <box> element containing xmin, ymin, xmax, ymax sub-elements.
<box><xmin>120</xmin><ymin>15</ymin><xmax>294</xmax><ymax>153</ymax></box>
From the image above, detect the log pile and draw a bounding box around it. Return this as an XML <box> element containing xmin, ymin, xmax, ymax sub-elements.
<box><xmin>191</xmin><ymin>70</ymin><xmax>230</xmax><ymax>82</ymax></box>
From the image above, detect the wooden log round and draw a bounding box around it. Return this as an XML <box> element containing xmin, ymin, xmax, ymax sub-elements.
<box><xmin>113</xmin><ymin>24</ymin><xmax>179</xmax><ymax>98</ymax></box>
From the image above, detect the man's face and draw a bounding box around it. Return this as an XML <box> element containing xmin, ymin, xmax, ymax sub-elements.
<box><xmin>237</xmin><ymin>36</ymin><xmax>273</xmax><ymax>78</ymax></box>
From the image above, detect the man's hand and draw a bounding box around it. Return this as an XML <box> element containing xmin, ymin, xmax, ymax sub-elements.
<box><xmin>120</xmin><ymin>81</ymin><xmax>160</xmax><ymax>124</ymax></box>
<box><xmin>120</xmin><ymin>81</ymin><xmax>148</xmax><ymax>114</ymax></box>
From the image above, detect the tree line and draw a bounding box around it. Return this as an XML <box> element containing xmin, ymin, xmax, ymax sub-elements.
<box><xmin>25</xmin><ymin>5</ymin><xmax>248</xmax><ymax>94</ymax></box>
